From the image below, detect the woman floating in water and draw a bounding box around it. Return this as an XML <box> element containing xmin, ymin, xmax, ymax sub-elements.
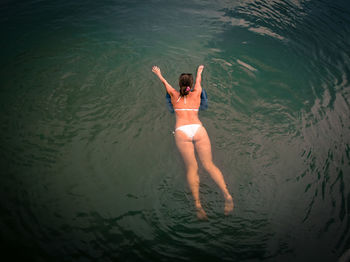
<box><xmin>152</xmin><ymin>65</ymin><xmax>233</xmax><ymax>219</ymax></box>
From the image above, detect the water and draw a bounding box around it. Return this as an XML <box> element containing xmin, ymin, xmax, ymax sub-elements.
<box><xmin>1</xmin><ymin>0</ymin><xmax>350</xmax><ymax>261</ymax></box>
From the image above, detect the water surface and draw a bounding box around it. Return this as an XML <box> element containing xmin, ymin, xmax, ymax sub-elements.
<box><xmin>1</xmin><ymin>0</ymin><xmax>350</xmax><ymax>261</ymax></box>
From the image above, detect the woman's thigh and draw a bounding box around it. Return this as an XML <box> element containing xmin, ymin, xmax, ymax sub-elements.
<box><xmin>193</xmin><ymin>127</ymin><xmax>213</xmax><ymax>164</ymax></box>
<box><xmin>175</xmin><ymin>131</ymin><xmax>197</xmax><ymax>168</ymax></box>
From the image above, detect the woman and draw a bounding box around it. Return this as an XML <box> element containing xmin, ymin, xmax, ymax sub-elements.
<box><xmin>152</xmin><ymin>65</ymin><xmax>233</xmax><ymax>219</ymax></box>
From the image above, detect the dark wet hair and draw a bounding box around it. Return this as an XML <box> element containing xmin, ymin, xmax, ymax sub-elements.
<box><xmin>179</xmin><ymin>73</ymin><xmax>193</xmax><ymax>96</ymax></box>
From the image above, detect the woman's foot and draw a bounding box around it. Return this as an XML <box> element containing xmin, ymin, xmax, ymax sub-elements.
<box><xmin>224</xmin><ymin>195</ymin><xmax>234</xmax><ymax>215</ymax></box>
<box><xmin>196</xmin><ymin>204</ymin><xmax>208</xmax><ymax>220</ymax></box>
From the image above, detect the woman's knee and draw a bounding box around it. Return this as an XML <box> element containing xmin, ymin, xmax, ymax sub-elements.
<box><xmin>202</xmin><ymin>161</ymin><xmax>215</xmax><ymax>172</ymax></box>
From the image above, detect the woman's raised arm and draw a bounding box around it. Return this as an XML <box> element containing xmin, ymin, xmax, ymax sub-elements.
<box><xmin>152</xmin><ymin>66</ymin><xmax>176</xmax><ymax>96</ymax></box>
<box><xmin>193</xmin><ymin>65</ymin><xmax>204</xmax><ymax>93</ymax></box>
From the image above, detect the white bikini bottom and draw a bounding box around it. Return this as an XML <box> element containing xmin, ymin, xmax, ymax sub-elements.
<box><xmin>175</xmin><ymin>124</ymin><xmax>202</xmax><ymax>140</ymax></box>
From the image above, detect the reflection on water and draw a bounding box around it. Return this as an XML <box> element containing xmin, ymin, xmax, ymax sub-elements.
<box><xmin>1</xmin><ymin>0</ymin><xmax>350</xmax><ymax>261</ymax></box>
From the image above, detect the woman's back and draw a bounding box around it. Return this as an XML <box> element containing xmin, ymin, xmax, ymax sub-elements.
<box><xmin>172</xmin><ymin>90</ymin><xmax>202</xmax><ymax>128</ymax></box>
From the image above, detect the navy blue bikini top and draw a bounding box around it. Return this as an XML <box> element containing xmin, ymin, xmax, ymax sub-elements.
<box><xmin>166</xmin><ymin>89</ymin><xmax>208</xmax><ymax>113</ymax></box>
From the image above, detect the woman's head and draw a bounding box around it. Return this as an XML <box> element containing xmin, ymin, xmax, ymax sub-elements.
<box><xmin>179</xmin><ymin>73</ymin><xmax>193</xmax><ymax>96</ymax></box>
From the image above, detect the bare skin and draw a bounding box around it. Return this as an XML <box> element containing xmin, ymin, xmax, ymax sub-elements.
<box><xmin>152</xmin><ymin>65</ymin><xmax>234</xmax><ymax>219</ymax></box>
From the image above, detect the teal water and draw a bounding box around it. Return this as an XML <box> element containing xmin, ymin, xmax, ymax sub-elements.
<box><xmin>1</xmin><ymin>0</ymin><xmax>350</xmax><ymax>261</ymax></box>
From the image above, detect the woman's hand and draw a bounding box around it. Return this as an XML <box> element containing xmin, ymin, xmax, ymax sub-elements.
<box><xmin>152</xmin><ymin>66</ymin><xmax>162</xmax><ymax>77</ymax></box>
<box><xmin>197</xmin><ymin>65</ymin><xmax>204</xmax><ymax>75</ymax></box>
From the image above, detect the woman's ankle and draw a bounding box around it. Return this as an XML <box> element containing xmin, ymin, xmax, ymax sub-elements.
<box><xmin>195</xmin><ymin>201</ymin><xmax>202</xmax><ymax>209</ymax></box>
<box><xmin>224</xmin><ymin>193</ymin><xmax>232</xmax><ymax>200</ymax></box>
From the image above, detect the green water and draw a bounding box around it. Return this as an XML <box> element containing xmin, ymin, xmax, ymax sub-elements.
<box><xmin>1</xmin><ymin>0</ymin><xmax>350</xmax><ymax>261</ymax></box>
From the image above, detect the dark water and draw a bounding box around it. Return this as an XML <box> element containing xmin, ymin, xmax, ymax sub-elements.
<box><xmin>1</xmin><ymin>0</ymin><xmax>350</xmax><ymax>261</ymax></box>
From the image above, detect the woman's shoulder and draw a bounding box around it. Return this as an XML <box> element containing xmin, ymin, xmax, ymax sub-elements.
<box><xmin>190</xmin><ymin>89</ymin><xmax>201</xmax><ymax>97</ymax></box>
<box><xmin>188</xmin><ymin>91</ymin><xmax>201</xmax><ymax>105</ymax></box>
<box><xmin>168</xmin><ymin>89</ymin><xmax>179</xmax><ymax>97</ymax></box>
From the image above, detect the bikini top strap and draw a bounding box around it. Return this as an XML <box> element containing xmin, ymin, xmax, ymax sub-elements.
<box><xmin>176</xmin><ymin>95</ymin><xmax>187</xmax><ymax>104</ymax></box>
<box><xmin>174</xmin><ymin>108</ymin><xmax>199</xmax><ymax>111</ymax></box>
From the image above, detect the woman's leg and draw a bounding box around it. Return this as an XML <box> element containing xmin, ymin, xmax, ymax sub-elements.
<box><xmin>175</xmin><ymin>131</ymin><xmax>207</xmax><ymax>219</ymax></box>
<box><xmin>194</xmin><ymin>127</ymin><xmax>234</xmax><ymax>214</ymax></box>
